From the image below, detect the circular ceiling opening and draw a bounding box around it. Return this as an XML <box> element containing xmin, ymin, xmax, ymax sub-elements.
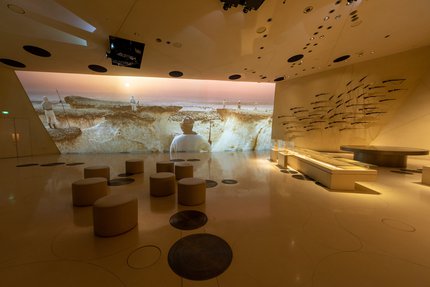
<box><xmin>228</xmin><ymin>74</ymin><xmax>241</xmax><ymax>80</ymax></box>
<box><xmin>88</xmin><ymin>64</ymin><xmax>107</xmax><ymax>73</ymax></box>
<box><xmin>155</xmin><ymin>38</ymin><xmax>162</xmax><ymax>42</ymax></box>
<box><xmin>288</xmin><ymin>54</ymin><xmax>304</xmax><ymax>62</ymax></box>
<box><xmin>169</xmin><ymin>71</ymin><xmax>183</xmax><ymax>77</ymax></box>
<box><xmin>7</xmin><ymin>4</ymin><xmax>25</xmax><ymax>14</ymax></box>
<box><xmin>274</xmin><ymin>76</ymin><xmax>285</xmax><ymax>82</ymax></box>
<box><xmin>335</xmin><ymin>0</ymin><xmax>342</xmax><ymax>4</ymax></box>
<box><xmin>0</xmin><ymin>58</ymin><xmax>26</xmax><ymax>68</ymax></box>
<box><xmin>23</xmin><ymin>45</ymin><xmax>51</xmax><ymax>57</ymax></box>
<box><xmin>333</xmin><ymin>55</ymin><xmax>351</xmax><ymax>62</ymax></box>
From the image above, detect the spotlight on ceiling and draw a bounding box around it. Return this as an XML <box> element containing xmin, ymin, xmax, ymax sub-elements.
<box><xmin>219</xmin><ymin>0</ymin><xmax>265</xmax><ymax>13</ymax></box>
<box><xmin>346</xmin><ymin>0</ymin><xmax>357</xmax><ymax>5</ymax></box>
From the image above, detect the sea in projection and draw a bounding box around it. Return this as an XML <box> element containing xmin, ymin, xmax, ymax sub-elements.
<box><xmin>18</xmin><ymin>71</ymin><xmax>275</xmax><ymax>153</ymax></box>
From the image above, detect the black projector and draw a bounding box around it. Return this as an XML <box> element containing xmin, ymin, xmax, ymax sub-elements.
<box><xmin>106</xmin><ymin>36</ymin><xmax>145</xmax><ymax>69</ymax></box>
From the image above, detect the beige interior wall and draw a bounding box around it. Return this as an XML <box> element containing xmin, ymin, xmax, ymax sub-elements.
<box><xmin>272</xmin><ymin>46</ymin><xmax>430</xmax><ymax>151</ymax></box>
<box><xmin>371</xmin><ymin>66</ymin><xmax>430</xmax><ymax>150</ymax></box>
<box><xmin>0</xmin><ymin>66</ymin><xmax>59</xmax><ymax>158</ymax></box>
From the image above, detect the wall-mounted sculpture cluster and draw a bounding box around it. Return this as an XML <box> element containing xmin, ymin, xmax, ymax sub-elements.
<box><xmin>277</xmin><ymin>76</ymin><xmax>407</xmax><ymax>140</ymax></box>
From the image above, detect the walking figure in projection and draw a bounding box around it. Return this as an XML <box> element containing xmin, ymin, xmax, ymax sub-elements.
<box><xmin>42</xmin><ymin>96</ymin><xmax>57</xmax><ymax>129</ymax></box>
<box><xmin>130</xmin><ymin>96</ymin><xmax>137</xmax><ymax>112</ymax></box>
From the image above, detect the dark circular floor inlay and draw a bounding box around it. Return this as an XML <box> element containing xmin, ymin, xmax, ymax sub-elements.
<box><xmin>108</xmin><ymin>177</ymin><xmax>135</xmax><ymax>186</ymax></box>
<box><xmin>39</xmin><ymin>162</ymin><xmax>65</xmax><ymax>167</ymax></box>
<box><xmin>287</xmin><ymin>54</ymin><xmax>304</xmax><ymax>63</ymax></box>
<box><xmin>168</xmin><ymin>233</ymin><xmax>233</xmax><ymax>280</ymax></box>
<box><xmin>88</xmin><ymin>64</ymin><xmax>107</xmax><ymax>73</ymax></box>
<box><xmin>187</xmin><ymin>159</ymin><xmax>200</xmax><ymax>162</ymax></box>
<box><xmin>292</xmin><ymin>174</ymin><xmax>306</xmax><ymax>180</ymax></box>
<box><xmin>23</xmin><ymin>45</ymin><xmax>51</xmax><ymax>57</ymax></box>
<box><xmin>280</xmin><ymin>169</ymin><xmax>290</xmax><ymax>173</ymax></box>
<box><xmin>118</xmin><ymin>172</ymin><xmax>134</xmax><ymax>177</ymax></box>
<box><xmin>170</xmin><ymin>158</ymin><xmax>185</xmax><ymax>162</ymax></box>
<box><xmin>400</xmin><ymin>168</ymin><xmax>422</xmax><ymax>174</ymax></box>
<box><xmin>0</xmin><ymin>58</ymin><xmax>26</xmax><ymax>68</ymax></box>
<box><xmin>206</xmin><ymin>180</ymin><xmax>218</xmax><ymax>188</ymax></box>
<box><xmin>169</xmin><ymin>210</ymin><xmax>208</xmax><ymax>230</ymax></box>
<box><xmin>391</xmin><ymin>170</ymin><xmax>414</xmax><ymax>175</ymax></box>
<box><xmin>222</xmin><ymin>179</ymin><xmax>238</xmax><ymax>184</ymax></box>
<box><xmin>66</xmin><ymin>162</ymin><xmax>85</xmax><ymax>166</ymax></box>
<box><xmin>16</xmin><ymin>163</ymin><xmax>38</xmax><ymax>167</ymax></box>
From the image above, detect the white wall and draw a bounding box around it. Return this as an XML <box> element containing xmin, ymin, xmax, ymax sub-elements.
<box><xmin>0</xmin><ymin>66</ymin><xmax>59</xmax><ymax>158</ymax></box>
<box><xmin>272</xmin><ymin>46</ymin><xmax>430</xmax><ymax>151</ymax></box>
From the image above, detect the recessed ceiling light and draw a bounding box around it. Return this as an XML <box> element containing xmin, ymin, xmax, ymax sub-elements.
<box><xmin>7</xmin><ymin>4</ymin><xmax>25</xmax><ymax>14</ymax></box>
<box><xmin>370</xmin><ymin>51</ymin><xmax>375</xmax><ymax>54</ymax></box>
<box><xmin>319</xmin><ymin>35</ymin><xmax>325</xmax><ymax>39</ymax></box>
<box><xmin>256</xmin><ymin>26</ymin><xmax>267</xmax><ymax>34</ymax></box>
<box><xmin>310</xmin><ymin>37</ymin><xmax>315</xmax><ymax>40</ymax></box>
<box><xmin>384</xmin><ymin>34</ymin><xmax>391</xmax><ymax>38</ymax></box>
<box><xmin>324</xmin><ymin>16</ymin><xmax>330</xmax><ymax>21</ymax></box>
<box><xmin>303</xmin><ymin>6</ymin><xmax>313</xmax><ymax>14</ymax></box>
<box><xmin>335</xmin><ymin>15</ymin><xmax>341</xmax><ymax>20</ymax></box>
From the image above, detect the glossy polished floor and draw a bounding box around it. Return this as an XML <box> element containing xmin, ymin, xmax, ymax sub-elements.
<box><xmin>1</xmin><ymin>151</ymin><xmax>430</xmax><ymax>286</ymax></box>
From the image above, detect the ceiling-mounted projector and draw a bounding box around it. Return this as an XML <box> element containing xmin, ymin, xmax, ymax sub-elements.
<box><xmin>220</xmin><ymin>0</ymin><xmax>265</xmax><ymax>13</ymax></box>
<box><xmin>106</xmin><ymin>36</ymin><xmax>145</xmax><ymax>69</ymax></box>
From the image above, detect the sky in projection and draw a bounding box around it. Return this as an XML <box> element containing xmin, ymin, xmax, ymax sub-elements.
<box><xmin>16</xmin><ymin>71</ymin><xmax>275</xmax><ymax>104</ymax></box>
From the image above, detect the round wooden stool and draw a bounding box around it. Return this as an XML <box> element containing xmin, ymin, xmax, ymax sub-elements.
<box><xmin>156</xmin><ymin>161</ymin><xmax>174</xmax><ymax>173</ymax></box>
<box><xmin>126</xmin><ymin>159</ymin><xmax>144</xmax><ymax>174</ymax></box>
<box><xmin>93</xmin><ymin>193</ymin><xmax>138</xmax><ymax>237</ymax></box>
<box><xmin>174</xmin><ymin>162</ymin><xmax>193</xmax><ymax>180</ymax></box>
<box><xmin>84</xmin><ymin>165</ymin><xmax>110</xmax><ymax>180</ymax></box>
<box><xmin>150</xmin><ymin>172</ymin><xmax>176</xmax><ymax>197</ymax></box>
<box><xmin>178</xmin><ymin>178</ymin><xmax>206</xmax><ymax>206</ymax></box>
<box><xmin>72</xmin><ymin>177</ymin><xmax>108</xmax><ymax>206</ymax></box>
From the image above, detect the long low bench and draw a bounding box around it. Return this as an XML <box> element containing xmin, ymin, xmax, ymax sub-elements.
<box><xmin>277</xmin><ymin>149</ymin><xmax>377</xmax><ymax>190</ymax></box>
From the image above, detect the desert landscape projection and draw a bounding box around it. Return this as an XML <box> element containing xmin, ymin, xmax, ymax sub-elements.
<box><xmin>17</xmin><ymin>71</ymin><xmax>275</xmax><ymax>153</ymax></box>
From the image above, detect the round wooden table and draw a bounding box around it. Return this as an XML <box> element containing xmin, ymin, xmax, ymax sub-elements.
<box><xmin>340</xmin><ymin>145</ymin><xmax>429</xmax><ymax>168</ymax></box>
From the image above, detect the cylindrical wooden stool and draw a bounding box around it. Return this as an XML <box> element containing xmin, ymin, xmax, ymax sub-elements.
<box><xmin>156</xmin><ymin>161</ymin><xmax>174</xmax><ymax>173</ymax></box>
<box><xmin>84</xmin><ymin>165</ymin><xmax>110</xmax><ymax>180</ymax></box>
<box><xmin>150</xmin><ymin>172</ymin><xmax>176</xmax><ymax>197</ymax></box>
<box><xmin>93</xmin><ymin>193</ymin><xmax>138</xmax><ymax>237</ymax></box>
<box><xmin>126</xmin><ymin>159</ymin><xmax>144</xmax><ymax>174</ymax></box>
<box><xmin>177</xmin><ymin>177</ymin><xmax>206</xmax><ymax>206</ymax></box>
<box><xmin>72</xmin><ymin>177</ymin><xmax>108</xmax><ymax>206</ymax></box>
<box><xmin>174</xmin><ymin>162</ymin><xmax>193</xmax><ymax>180</ymax></box>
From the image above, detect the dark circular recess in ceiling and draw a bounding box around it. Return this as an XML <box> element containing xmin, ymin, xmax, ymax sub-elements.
<box><xmin>155</xmin><ymin>38</ymin><xmax>162</xmax><ymax>42</ymax></box>
<box><xmin>228</xmin><ymin>74</ymin><xmax>241</xmax><ymax>80</ymax></box>
<box><xmin>274</xmin><ymin>76</ymin><xmax>285</xmax><ymax>82</ymax></box>
<box><xmin>351</xmin><ymin>17</ymin><xmax>359</xmax><ymax>22</ymax></box>
<box><xmin>261</xmin><ymin>76</ymin><xmax>267</xmax><ymax>79</ymax></box>
<box><xmin>313</xmin><ymin>32</ymin><xmax>319</xmax><ymax>35</ymax></box>
<box><xmin>335</xmin><ymin>0</ymin><xmax>342</xmax><ymax>4</ymax></box>
<box><xmin>169</xmin><ymin>71</ymin><xmax>183</xmax><ymax>77</ymax></box>
<box><xmin>334</xmin><ymin>54</ymin><xmax>351</xmax><ymax>62</ymax></box>
<box><xmin>350</xmin><ymin>10</ymin><xmax>358</xmax><ymax>15</ymax></box>
<box><xmin>0</xmin><ymin>58</ymin><xmax>26</xmax><ymax>68</ymax></box>
<box><xmin>318</xmin><ymin>25</ymin><xmax>323</xmax><ymax>29</ymax></box>
<box><xmin>287</xmin><ymin>54</ymin><xmax>304</xmax><ymax>63</ymax></box>
<box><xmin>66</xmin><ymin>162</ymin><xmax>85</xmax><ymax>166</ymax></box>
<box><xmin>263</xmin><ymin>34</ymin><xmax>268</xmax><ymax>38</ymax></box>
<box><xmin>222</xmin><ymin>179</ymin><xmax>238</xmax><ymax>184</ymax></box>
<box><xmin>169</xmin><ymin>210</ymin><xmax>208</xmax><ymax>230</ymax></box>
<box><xmin>16</xmin><ymin>163</ymin><xmax>39</xmax><ymax>167</ymax></box>
<box><xmin>40</xmin><ymin>162</ymin><xmax>65</xmax><ymax>167</ymax></box>
<box><xmin>88</xmin><ymin>64</ymin><xmax>107</xmax><ymax>73</ymax></box>
<box><xmin>303</xmin><ymin>6</ymin><xmax>313</xmax><ymax>14</ymax></box>
<box><xmin>329</xmin><ymin>9</ymin><xmax>335</xmax><ymax>13</ymax></box>
<box><xmin>327</xmin><ymin>26</ymin><xmax>333</xmax><ymax>30</ymax></box>
<box><xmin>166</xmin><ymin>41</ymin><xmax>171</xmax><ymax>44</ymax></box>
<box><xmin>23</xmin><ymin>45</ymin><xmax>51</xmax><ymax>57</ymax></box>
<box><xmin>257</xmin><ymin>56</ymin><xmax>261</xmax><ymax>59</ymax></box>
<box><xmin>168</xmin><ymin>233</ymin><xmax>233</xmax><ymax>280</ymax></box>
<box><xmin>267</xmin><ymin>18</ymin><xmax>272</xmax><ymax>22</ymax></box>
<box><xmin>260</xmin><ymin>46</ymin><xmax>264</xmax><ymax>49</ymax></box>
